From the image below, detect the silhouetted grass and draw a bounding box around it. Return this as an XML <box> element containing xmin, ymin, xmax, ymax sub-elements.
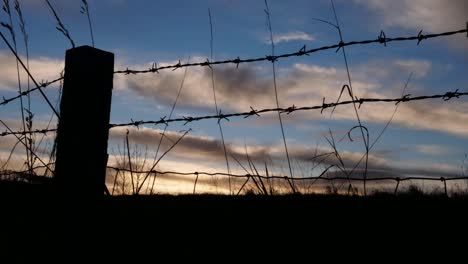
<box><xmin>1</xmin><ymin>180</ymin><xmax>466</xmax><ymax>262</ymax></box>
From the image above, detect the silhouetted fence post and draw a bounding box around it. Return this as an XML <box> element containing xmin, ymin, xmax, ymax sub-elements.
<box><xmin>54</xmin><ymin>46</ymin><xmax>114</xmax><ymax>197</ymax></box>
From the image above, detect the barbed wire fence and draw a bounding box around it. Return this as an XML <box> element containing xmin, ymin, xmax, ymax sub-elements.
<box><xmin>1</xmin><ymin>163</ymin><xmax>467</xmax><ymax>196</ymax></box>
<box><xmin>1</xmin><ymin>18</ymin><xmax>467</xmax><ymax>196</ymax></box>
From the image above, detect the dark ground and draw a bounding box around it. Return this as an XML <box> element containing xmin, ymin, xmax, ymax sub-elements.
<box><xmin>1</xmin><ymin>181</ymin><xmax>467</xmax><ymax>261</ymax></box>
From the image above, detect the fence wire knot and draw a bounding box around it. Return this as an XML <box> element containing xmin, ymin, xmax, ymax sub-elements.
<box><xmin>201</xmin><ymin>59</ymin><xmax>212</xmax><ymax>68</ymax></box>
<box><xmin>183</xmin><ymin>116</ymin><xmax>194</xmax><ymax>125</ymax></box>
<box><xmin>283</xmin><ymin>105</ymin><xmax>297</xmax><ymax>115</ymax></box>
<box><xmin>234</xmin><ymin>56</ymin><xmax>241</xmax><ymax>68</ymax></box>
<box><xmin>356</xmin><ymin>96</ymin><xmax>364</xmax><ymax>109</ymax></box>
<box><xmin>217</xmin><ymin>110</ymin><xmax>229</xmax><ymax>123</ymax></box>
<box><xmin>298</xmin><ymin>45</ymin><xmax>309</xmax><ymax>56</ymax></box>
<box><xmin>130</xmin><ymin>119</ymin><xmax>143</xmax><ymax>128</ymax></box>
<box><xmin>321</xmin><ymin>97</ymin><xmax>329</xmax><ymax>114</ymax></box>
<box><xmin>158</xmin><ymin>116</ymin><xmax>167</xmax><ymax>125</ymax></box>
<box><xmin>150</xmin><ymin>62</ymin><xmax>159</xmax><ymax>73</ymax></box>
<box><xmin>443</xmin><ymin>89</ymin><xmax>460</xmax><ymax>101</ymax></box>
<box><xmin>417</xmin><ymin>30</ymin><xmax>426</xmax><ymax>45</ymax></box>
<box><xmin>172</xmin><ymin>60</ymin><xmax>182</xmax><ymax>71</ymax></box>
<box><xmin>378</xmin><ymin>30</ymin><xmax>387</xmax><ymax>46</ymax></box>
<box><xmin>336</xmin><ymin>41</ymin><xmax>345</xmax><ymax>52</ymax></box>
<box><xmin>396</xmin><ymin>94</ymin><xmax>412</xmax><ymax>105</ymax></box>
<box><xmin>124</xmin><ymin>68</ymin><xmax>130</xmax><ymax>75</ymax></box>
<box><xmin>266</xmin><ymin>55</ymin><xmax>278</xmax><ymax>62</ymax></box>
<box><xmin>245</xmin><ymin>106</ymin><xmax>260</xmax><ymax>118</ymax></box>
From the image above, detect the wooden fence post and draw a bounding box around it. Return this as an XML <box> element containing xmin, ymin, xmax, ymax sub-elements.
<box><xmin>54</xmin><ymin>46</ymin><xmax>114</xmax><ymax>197</ymax></box>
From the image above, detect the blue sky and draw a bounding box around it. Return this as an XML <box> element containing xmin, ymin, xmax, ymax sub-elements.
<box><xmin>1</xmin><ymin>0</ymin><xmax>467</xmax><ymax>194</ymax></box>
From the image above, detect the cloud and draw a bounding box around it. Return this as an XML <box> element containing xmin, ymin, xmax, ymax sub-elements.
<box><xmin>120</xmin><ymin>61</ymin><xmax>275</xmax><ymax>112</ymax></box>
<box><xmin>394</xmin><ymin>59</ymin><xmax>431</xmax><ymax>78</ymax></box>
<box><xmin>267</xmin><ymin>31</ymin><xmax>314</xmax><ymax>44</ymax></box>
<box><xmin>352</xmin><ymin>0</ymin><xmax>468</xmax><ymax>49</ymax></box>
<box><xmin>108</xmin><ymin>126</ymin><xmax>462</xmax><ymax>181</ymax></box>
<box><xmin>0</xmin><ymin>52</ymin><xmax>63</xmax><ymax>91</ymax></box>
<box><xmin>416</xmin><ymin>144</ymin><xmax>450</xmax><ymax>155</ymax></box>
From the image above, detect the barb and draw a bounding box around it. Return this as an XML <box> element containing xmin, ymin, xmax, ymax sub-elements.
<box><xmin>109</xmin><ymin>90</ymin><xmax>468</xmax><ymax>128</ymax></box>
<box><xmin>114</xmin><ymin>27</ymin><xmax>468</xmax><ymax>74</ymax></box>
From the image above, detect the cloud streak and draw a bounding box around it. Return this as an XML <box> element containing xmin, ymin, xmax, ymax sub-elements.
<box><xmin>416</xmin><ymin>144</ymin><xmax>450</xmax><ymax>156</ymax></box>
<box><xmin>109</xmin><ymin>126</ymin><xmax>463</xmax><ymax>180</ymax></box>
<box><xmin>267</xmin><ymin>31</ymin><xmax>314</xmax><ymax>44</ymax></box>
<box><xmin>0</xmin><ymin>52</ymin><xmax>63</xmax><ymax>91</ymax></box>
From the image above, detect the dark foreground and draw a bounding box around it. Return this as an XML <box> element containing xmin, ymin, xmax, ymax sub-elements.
<box><xmin>1</xmin><ymin>182</ymin><xmax>467</xmax><ymax>261</ymax></box>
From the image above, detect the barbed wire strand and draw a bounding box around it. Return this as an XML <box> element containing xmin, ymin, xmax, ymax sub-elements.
<box><xmin>3</xmin><ymin>28</ymin><xmax>463</xmax><ymax>114</ymax></box>
<box><xmin>2</xmin><ymin>90</ymin><xmax>466</xmax><ymax>137</ymax></box>
<box><xmin>0</xmin><ymin>76</ymin><xmax>63</xmax><ymax>108</ymax></box>
<box><xmin>2</xmin><ymin>28</ymin><xmax>464</xmax><ymax>110</ymax></box>
<box><xmin>106</xmin><ymin>166</ymin><xmax>468</xmax><ymax>182</ymax></box>
<box><xmin>3</xmin><ymin>164</ymin><xmax>466</xmax><ymax>182</ymax></box>
<box><xmin>109</xmin><ymin>90</ymin><xmax>467</xmax><ymax>128</ymax></box>
<box><xmin>1</xmin><ymin>164</ymin><xmax>465</xmax><ymax>196</ymax></box>
<box><xmin>114</xmin><ymin>28</ymin><xmax>467</xmax><ymax>75</ymax></box>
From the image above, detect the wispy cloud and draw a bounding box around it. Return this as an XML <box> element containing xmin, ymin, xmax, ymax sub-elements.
<box><xmin>266</xmin><ymin>31</ymin><xmax>314</xmax><ymax>44</ymax></box>
<box><xmin>394</xmin><ymin>59</ymin><xmax>431</xmax><ymax>78</ymax></box>
<box><xmin>416</xmin><ymin>144</ymin><xmax>451</xmax><ymax>156</ymax></box>
<box><xmin>108</xmin><ymin>126</ymin><xmax>462</xmax><ymax>180</ymax></box>
<box><xmin>0</xmin><ymin>52</ymin><xmax>63</xmax><ymax>91</ymax></box>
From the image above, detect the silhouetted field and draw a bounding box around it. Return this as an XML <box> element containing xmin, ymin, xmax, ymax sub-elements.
<box><xmin>1</xmin><ymin>181</ymin><xmax>467</xmax><ymax>261</ymax></box>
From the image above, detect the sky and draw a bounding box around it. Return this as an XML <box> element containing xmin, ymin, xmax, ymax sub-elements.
<box><xmin>0</xmin><ymin>0</ymin><xmax>467</xmax><ymax>194</ymax></box>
